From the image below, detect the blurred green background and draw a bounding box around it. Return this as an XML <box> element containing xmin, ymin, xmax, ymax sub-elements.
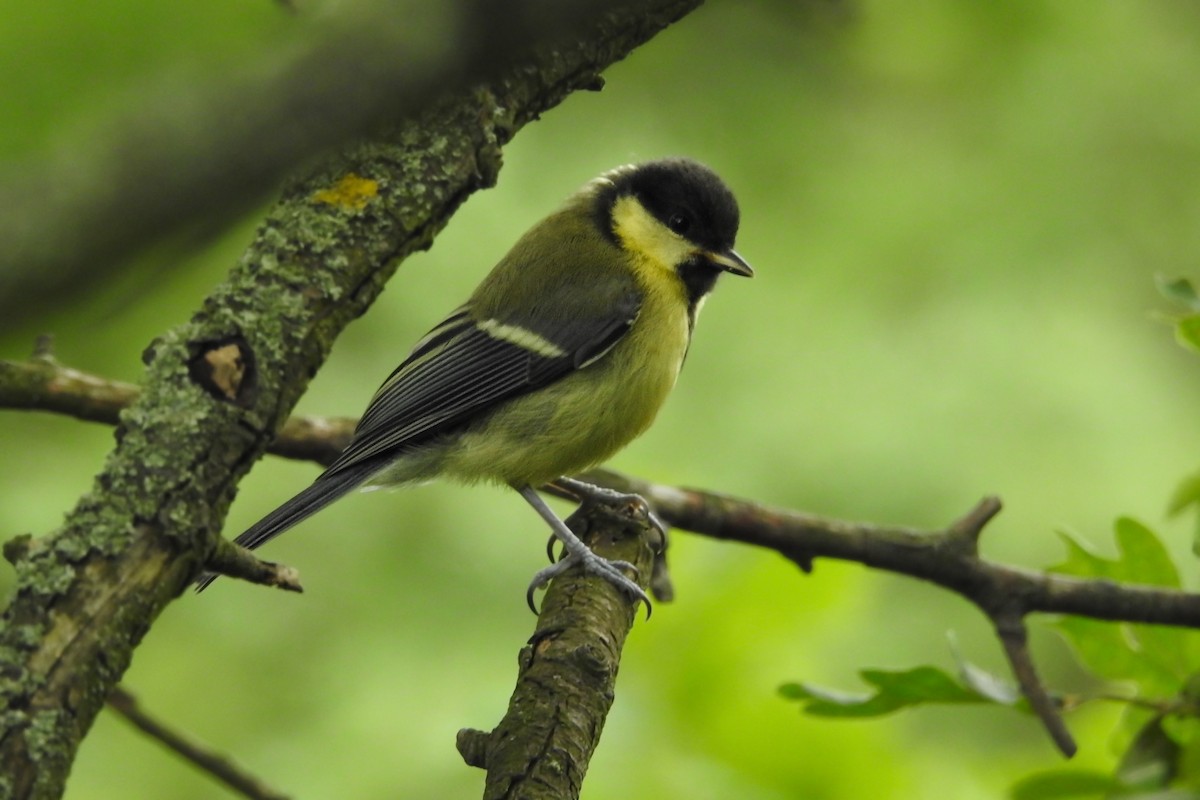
<box><xmin>4</xmin><ymin>1</ymin><xmax>1200</xmax><ymax>797</ymax></box>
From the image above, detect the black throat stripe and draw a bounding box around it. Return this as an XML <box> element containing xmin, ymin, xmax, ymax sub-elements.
<box><xmin>677</xmin><ymin>260</ymin><xmax>719</xmax><ymax>314</ymax></box>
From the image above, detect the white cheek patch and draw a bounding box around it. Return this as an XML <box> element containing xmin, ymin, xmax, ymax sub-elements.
<box><xmin>477</xmin><ymin>318</ymin><xmax>568</xmax><ymax>358</ymax></box>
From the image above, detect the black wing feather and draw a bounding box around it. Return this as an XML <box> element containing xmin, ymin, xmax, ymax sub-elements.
<box><xmin>198</xmin><ymin>272</ymin><xmax>641</xmax><ymax>591</ymax></box>
<box><xmin>325</xmin><ymin>288</ymin><xmax>641</xmax><ymax>477</ymax></box>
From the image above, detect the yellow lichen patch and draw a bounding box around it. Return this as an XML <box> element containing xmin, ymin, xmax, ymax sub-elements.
<box><xmin>310</xmin><ymin>174</ymin><xmax>379</xmax><ymax>211</ymax></box>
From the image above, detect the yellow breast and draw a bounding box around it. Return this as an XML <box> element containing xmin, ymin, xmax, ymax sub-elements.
<box><xmin>444</xmin><ymin>260</ymin><xmax>690</xmax><ymax>488</ymax></box>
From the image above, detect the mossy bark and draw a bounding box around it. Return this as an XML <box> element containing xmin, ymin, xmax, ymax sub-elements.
<box><xmin>0</xmin><ymin>3</ymin><xmax>702</xmax><ymax>796</ymax></box>
<box><xmin>457</xmin><ymin>501</ymin><xmax>657</xmax><ymax>800</ymax></box>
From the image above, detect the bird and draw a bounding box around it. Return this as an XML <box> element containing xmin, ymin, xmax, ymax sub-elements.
<box><xmin>197</xmin><ymin>157</ymin><xmax>752</xmax><ymax>614</ymax></box>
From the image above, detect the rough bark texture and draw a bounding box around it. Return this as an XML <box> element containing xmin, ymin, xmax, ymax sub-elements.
<box><xmin>457</xmin><ymin>501</ymin><xmax>657</xmax><ymax>800</ymax></box>
<box><xmin>0</xmin><ymin>2</ymin><xmax>703</xmax><ymax>796</ymax></box>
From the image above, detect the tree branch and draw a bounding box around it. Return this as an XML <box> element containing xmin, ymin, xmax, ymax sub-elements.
<box><xmin>576</xmin><ymin>472</ymin><xmax>1200</xmax><ymax>756</ymax></box>
<box><xmin>456</xmin><ymin>501</ymin><xmax>657</xmax><ymax>800</ymax></box>
<box><xmin>10</xmin><ymin>345</ymin><xmax>1191</xmax><ymax>637</ymax></box>
<box><xmin>12</xmin><ymin>355</ymin><xmax>1200</xmax><ymax>757</ymax></box>
<box><xmin>0</xmin><ymin>3</ymin><xmax>704</xmax><ymax>796</ymax></box>
<box><xmin>0</xmin><ymin>343</ymin><xmax>355</xmax><ymax>464</ymax></box>
<box><xmin>993</xmin><ymin>618</ymin><xmax>1075</xmax><ymax>756</ymax></box>
<box><xmin>590</xmin><ymin>471</ymin><xmax>1200</xmax><ymax>630</ymax></box>
<box><xmin>201</xmin><ymin>537</ymin><xmax>305</xmax><ymax>593</ymax></box>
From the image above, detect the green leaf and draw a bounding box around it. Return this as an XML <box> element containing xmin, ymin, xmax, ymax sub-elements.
<box><xmin>1170</xmin><ymin>715</ymin><xmax>1200</xmax><ymax>791</ymax></box>
<box><xmin>1176</xmin><ymin>315</ymin><xmax>1200</xmax><ymax>354</ymax></box>
<box><xmin>1050</xmin><ymin>529</ymin><xmax>1121</xmax><ymax>581</ymax></box>
<box><xmin>1156</xmin><ymin>275</ymin><xmax>1200</xmax><ymax>311</ymax></box>
<box><xmin>1115</xmin><ymin>715</ymin><xmax>1179</xmax><ymax>792</ymax></box>
<box><xmin>777</xmin><ymin>682</ymin><xmax>808</xmax><ymax>701</ymax></box>
<box><xmin>1168</xmin><ymin>471</ymin><xmax>1200</xmax><ymax>518</ymax></box>
<box><xmin>1009</xmin><ymin>769</ymin><xmax>1114</xmax><ymax>799</ymax></box>
<box><xmin>779</xmin><ymin>665</ymin><xmax>1017</xmax><ymax>719</ymax></box>
<box><xmin>948</xmin><ymin>632</ymin><xmax>1023</xmax><ymax>704</ymax></box>
<box><xmin>1053</xmin><ymin>617</ymin><xmax>1155</xmax><ymax>684</ymax></box>
<box><xmin>1050</xmin><ymin>519</ymin><xmax>1178</xmax><ymax>588</ymax></box>
<box><xmin>1113</xmin><ymin>517</ymin><xmax>1181</xmax><ymax>589</ymax></box>
<box><xmin>779</xmin><ymin>681</ymin><xmax>900</xmax><ymax>717</ymax></box>
<box><xmin>1165</xmin><ymin>472</ymin><xmax>1200</xmax><ymax>558</ymax></box>
<box><xmin>958</xmin><ymin>657</ymin><xmax>1022</xmax><ymax>705</ymax></box>
<box><xmin>1048</xmin><ymin>521</ymin><xmax>1196</xmax><ymax>693</ymax></box>
<box><xmin>861</xmin><ymin>666</ymin><xmax>982</xmax><ymax>703</ymax></box>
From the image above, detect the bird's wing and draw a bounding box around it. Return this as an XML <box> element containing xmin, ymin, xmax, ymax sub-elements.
<box><xmin>323</xmin><ymin>283</ymin><xmax>642</xmax><ymax>477</ymax></box>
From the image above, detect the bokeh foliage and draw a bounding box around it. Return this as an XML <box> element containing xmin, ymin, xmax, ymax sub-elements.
<box><xmin>4</xmin><ymin>1</ymin><xmax>1200</xmax><ymax>798</ymax></box>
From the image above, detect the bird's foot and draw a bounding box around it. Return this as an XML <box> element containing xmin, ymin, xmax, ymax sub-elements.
<box><xmin>552</xmin><ymin>477</ymin><xmax>669</xmax><ymax>550</ymax></box>
<box><xmin>517</xmin><ymin>482</ymin><xmax>653</xmax><ymax>619</ymax></box>
<box><xmin>526</xmin><ymin>544</ymin><xmax>651</xmax><ymax>617</ymax></box>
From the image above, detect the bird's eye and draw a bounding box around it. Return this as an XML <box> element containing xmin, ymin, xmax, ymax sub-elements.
<box><xmin>666</xmin><ymin>212</ymin><xmax>691</xmax><ymax>235</ymax></box>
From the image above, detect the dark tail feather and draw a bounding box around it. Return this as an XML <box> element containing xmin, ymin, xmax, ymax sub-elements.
<box><xmin>196</xmin><ymin>460</ymin><xmax>381</xmax><ymax>592</ymax></box>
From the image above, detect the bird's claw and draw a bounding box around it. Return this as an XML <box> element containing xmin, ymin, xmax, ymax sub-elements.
<box><xmin>555</xmin><ymin>477</ymin><xmax>669</xmax><ymax>548</ymax></box>
<box><xmin>525</xmin><ymin>550</ymin><xmax>652</xmax><ymax>619</ymax></box>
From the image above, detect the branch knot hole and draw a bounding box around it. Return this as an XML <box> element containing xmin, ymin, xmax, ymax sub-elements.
<box><xmin>187</xmin><ymin>336</ymin><xmax>256</xmax><ymax>406</ymax></box>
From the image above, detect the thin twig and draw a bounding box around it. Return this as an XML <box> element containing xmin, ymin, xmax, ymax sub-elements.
<box><xmin>198</xmin><ymin>537</ymin><xmax>304</xmax><ymax>593</ymax></box>
<box><xmin>994</xmin><ymin>617</ymin><xmax>1076</xmax><ymax>756</ymax></box>
<box><xmin>107</xmin><ymin>687</ymin><xmax>292</xmax><ymax>800</ymax></box>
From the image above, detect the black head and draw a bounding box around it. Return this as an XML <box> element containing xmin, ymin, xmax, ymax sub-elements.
<box><xmin>598</xmin><ymin>158</ymin><xmax>739</xmax><ymax>245</ymax></box>
<box><xmin>590</xmin><ymin>158</ymin><xmax>748</xmax><ymax>286</ymax></box>
<box><xmin>621</xmin><ymin>158</ymin><xmax>740</xmax><ymax>251</ymax></box>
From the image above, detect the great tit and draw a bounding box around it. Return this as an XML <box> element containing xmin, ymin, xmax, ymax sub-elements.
<box><xmin>198</xmin><ymin>158</ymin><xmax>752</xmax><ymax>612</ymax></box>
